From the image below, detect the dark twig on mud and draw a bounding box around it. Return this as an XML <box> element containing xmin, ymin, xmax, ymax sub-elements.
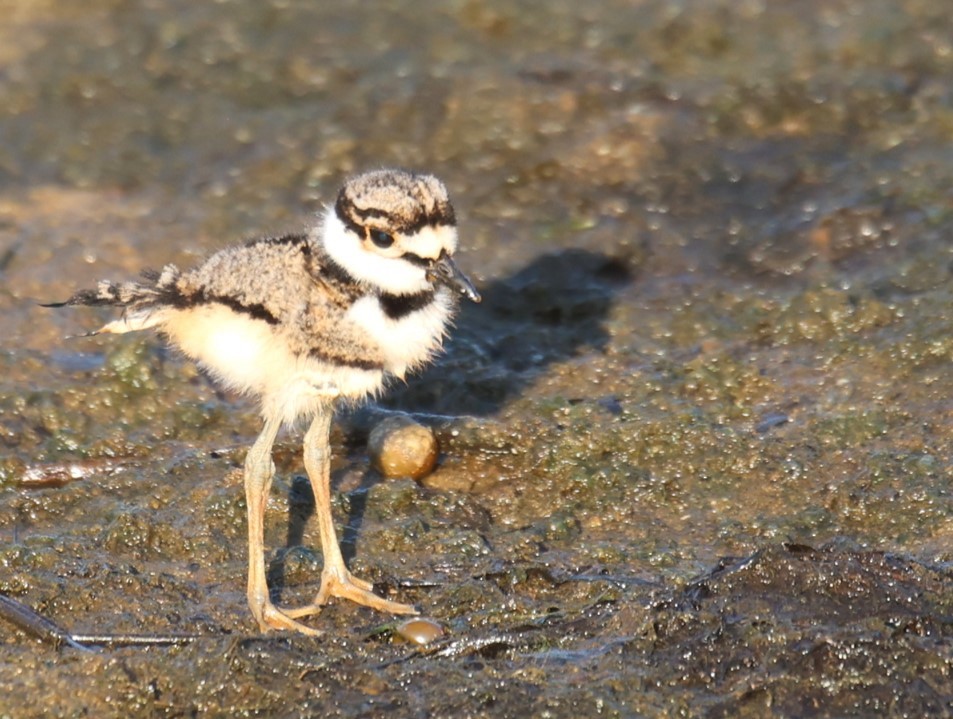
<box><xmin>0</xmin><ymin>593</ymin><xmax>92</xmax><ymax>651</ymax></box>
<box><xmin>0</xmin><ymin>593</ymin><xmax>200</xmax><ymax>650</ymax></box>
<box><xmin>68</xmin><ymin>632</ymin><xmax>202</xmax><ymax>647</ymax></box>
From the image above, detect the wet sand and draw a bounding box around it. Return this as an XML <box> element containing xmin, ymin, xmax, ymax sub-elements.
<box><xmin>0</xmin><ymin>1</ymin><xmax>950</xmax><ymax>716</ymax></box>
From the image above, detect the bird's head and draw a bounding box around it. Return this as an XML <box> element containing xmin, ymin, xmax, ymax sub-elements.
<box><xmin>320</xmin><ymin>169</ymin><xmax>480</xmax><ymax>303</ymax></box>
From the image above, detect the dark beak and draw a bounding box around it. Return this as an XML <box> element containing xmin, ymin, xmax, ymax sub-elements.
<box><xmin>427</xmin><ymin>253</ymin><xmax>481</xmax><ymax>303</ymax></box>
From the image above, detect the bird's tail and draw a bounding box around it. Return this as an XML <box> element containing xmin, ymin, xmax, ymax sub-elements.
<box><xmin>42</xmin><ymin>264</ymin><xmax>181</xmax><ymax>335</ymax></box>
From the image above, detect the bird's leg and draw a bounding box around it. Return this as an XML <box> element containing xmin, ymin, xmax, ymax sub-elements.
<box><xmin>244</xmin><ymin>414</ymin><xmax>321</xmax><ymax>635</ymax></box>
<box><xmin>284</xmin><ymin>406</ymin><xmax>418</xmax><ymax>619</ymax></box>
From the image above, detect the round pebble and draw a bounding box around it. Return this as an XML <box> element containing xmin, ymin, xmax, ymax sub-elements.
<box><xmin>367</xmin><ymin>415</ymin><xmax>439</xmax><ymax>480</ymax></box>
<box><xmin>395</xmin><ymin>617</ymin><xmax>445</xmax><ymax>645</ymax></box>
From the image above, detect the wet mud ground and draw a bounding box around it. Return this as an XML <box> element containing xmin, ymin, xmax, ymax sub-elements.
<box><xmin>0</xmin><ymin>0</ymin><xmax>951</xmax><ymax>716</ymax></box>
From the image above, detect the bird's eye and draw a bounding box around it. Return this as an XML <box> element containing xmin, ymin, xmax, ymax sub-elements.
<box><xmin>368</xmin><ymin>228</ymin><xmax>394</xmax><ymax>249</ymax></box>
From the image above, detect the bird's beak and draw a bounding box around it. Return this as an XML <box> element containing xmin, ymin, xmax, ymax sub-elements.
<box><xmin>427</xmin><ymin>253</ymin><xmax>481</xmax><ymax>303</ymax></box>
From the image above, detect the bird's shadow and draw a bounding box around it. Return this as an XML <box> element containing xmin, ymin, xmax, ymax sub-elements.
<box><xmin>268</xmin><ymin>248</ymin><xmax>637</xmax><ymax>596</ymax></box>
<box><xmin>382</xmin><ymin>247</ymin><xmax>637</xmax><ymax>415</ymax></box>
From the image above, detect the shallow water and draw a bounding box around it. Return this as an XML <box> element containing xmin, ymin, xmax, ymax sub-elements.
<box><xmin>1</xmin><ymin>1</ymin><xmax>951</xmax><ymax>716</ymax></box>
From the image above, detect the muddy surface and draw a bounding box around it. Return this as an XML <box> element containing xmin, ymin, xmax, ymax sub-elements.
<box><xmin>1</xmin><ymin>1</ymin><xmax>951</xmax><ymax>717</ymax></box>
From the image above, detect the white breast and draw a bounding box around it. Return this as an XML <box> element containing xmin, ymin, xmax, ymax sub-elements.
<box><xmin>346</xmin><ymin>292</ymin><xmax>453</xmax><ymax>378</ymax></box>
<box><xmin>163</xmin><ymin>304</ymin><xmax>284</xmax><ymax>396</ymax></box>
<box><xmin>162</xmin><ymin>303</ymin><xmax>386</xmax><ymax>423</ymax></box>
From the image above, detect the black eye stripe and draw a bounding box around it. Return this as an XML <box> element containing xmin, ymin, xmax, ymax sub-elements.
<box><xmin>402</xmin><ymin>252</ymin><xmax>433</xmax><ymax>268</ymax></box>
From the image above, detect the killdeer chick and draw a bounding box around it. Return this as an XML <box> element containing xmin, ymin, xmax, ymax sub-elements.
<box><xmin>46</xmin><ymin>169</ymin><xmax>481</xmax><ymax>635</ymax></box>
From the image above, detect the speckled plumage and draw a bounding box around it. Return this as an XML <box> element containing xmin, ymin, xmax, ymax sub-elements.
<box><xmin>335</xmin><ymin>170</ymin><xmax>456</xmax><ymax>236</ymax></box>
<box><xmin>49</xmin><ymin>169</ymin><xmax>481</xmax><ymax>634</ymax></box>
<box><xmin>53</xmin><ymin>171</ymin><xmax>476</xmax><ymax>423</ymax></box>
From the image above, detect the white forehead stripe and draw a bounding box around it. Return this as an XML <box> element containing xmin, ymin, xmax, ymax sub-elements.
<box><xmin>403</xmin><ymin>225</ymin><xmax>458</xmax><ymax>259</ymax></box>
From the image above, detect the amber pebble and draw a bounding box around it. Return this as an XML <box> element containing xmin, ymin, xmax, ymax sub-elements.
<box><xmin>395</xmin><ymin>617</ymin><xmax>445</xmax><ymax>645</ymax></box>
<box><xmin>368</xmin><ymin>416</ymin><xmax>439</xmax><ymax>480</ymax></box>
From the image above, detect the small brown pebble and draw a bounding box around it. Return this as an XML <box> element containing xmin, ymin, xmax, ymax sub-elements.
<box><xmin>368</xmin><ymin>416</ymin><xmax>439</xmax><ymax>480</ymax></box>
<box><xmin>395</xmin><ymin>617</ymin><xmax>445</xmax><ymax>645</ymax></box>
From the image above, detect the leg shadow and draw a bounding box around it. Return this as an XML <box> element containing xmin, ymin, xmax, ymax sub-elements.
<box><xmin>266</xmin><ymin>474</ymin><xmax>315</xmax><ymax>600</ymax></box>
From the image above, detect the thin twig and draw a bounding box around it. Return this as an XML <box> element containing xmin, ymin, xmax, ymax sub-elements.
<box><xmin>0</xmin><ymin>594</ymin><xmax>92</xmax><ymax>651</ymax></box>
<box><xmin>0</xmin><ymin>593</ymin><xmax>202</xmax><ymax>649</ymax></box>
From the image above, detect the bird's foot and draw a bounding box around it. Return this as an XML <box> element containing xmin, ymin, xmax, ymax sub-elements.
<box><xmin>252</xmin><ymin>599</ymin><xmax>322</xmax><ymax>636</ymax></box>
<box><xmin>284</xmin><ymin>569</ymin><xmax>418</xmax><ymax>619</ymax></box>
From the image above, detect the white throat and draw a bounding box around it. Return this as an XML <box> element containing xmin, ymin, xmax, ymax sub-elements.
<box><xmin>317</xmin><ymin>211</ymin><xmax>431</xmax><ymax>295</ymax></box>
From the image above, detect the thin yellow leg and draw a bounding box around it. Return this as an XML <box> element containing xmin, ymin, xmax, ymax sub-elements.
<box><xmin>244</xmin><ymin>414</ymin><xmax>321</xmax><ymax>635</ymax></box>
<box><xmin>285</xmin><ymin>408</ymin><xmax>418</xmax><ymax>619</ymax></box>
